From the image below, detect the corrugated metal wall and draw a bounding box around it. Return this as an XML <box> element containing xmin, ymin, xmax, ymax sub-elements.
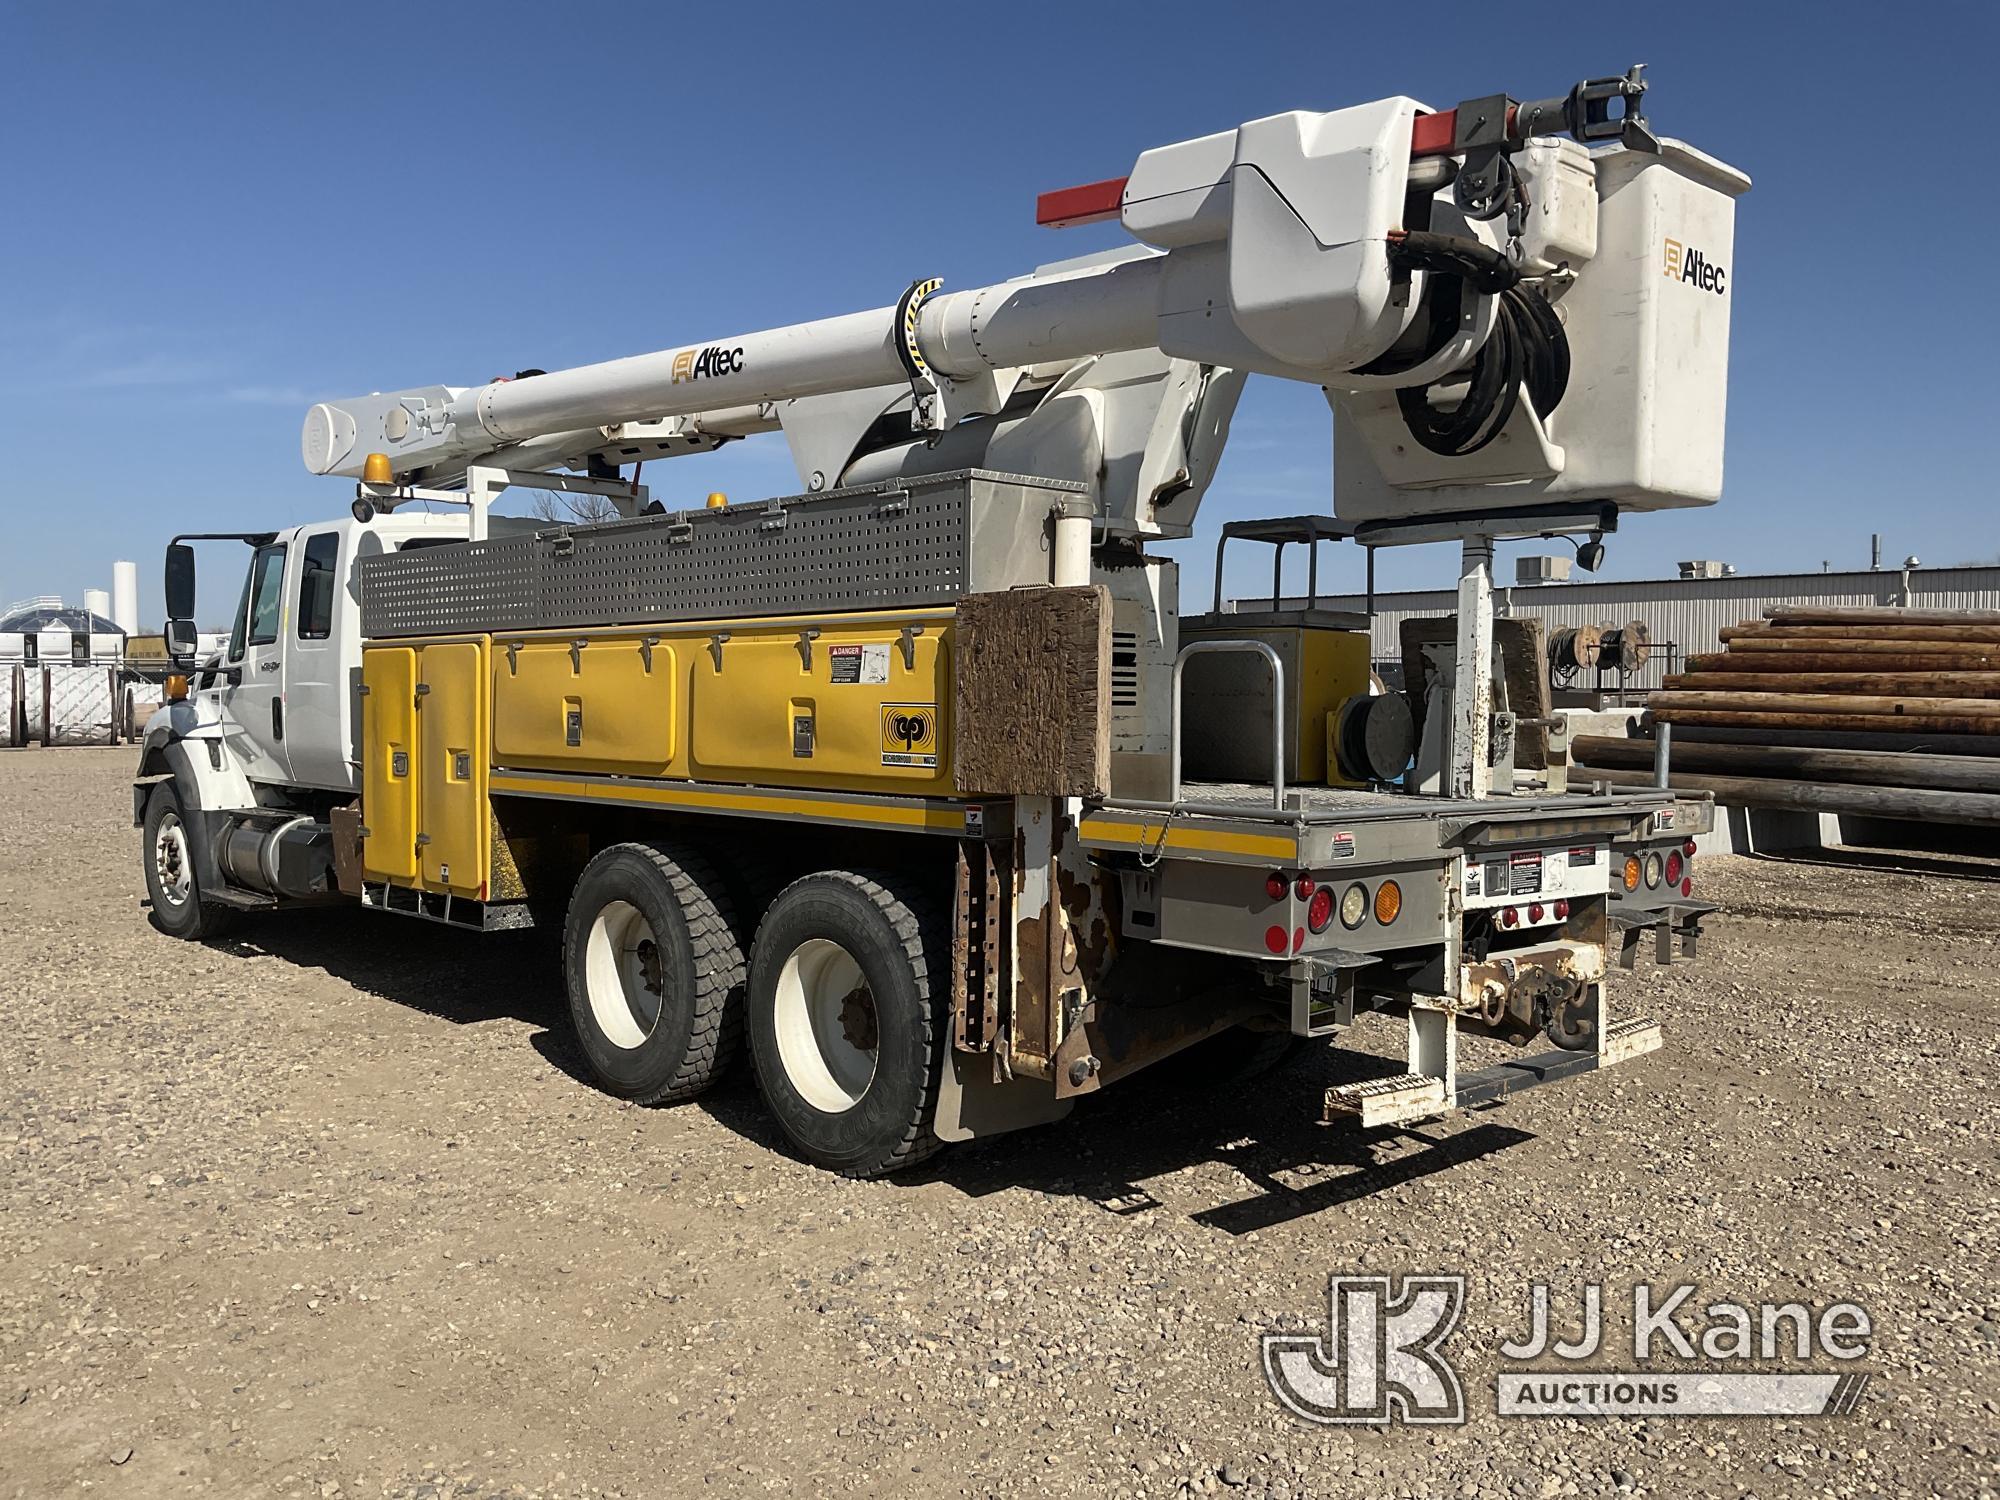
<box><xmin>1252</xmin><ymin>565</ymin><xmax>2000</xmax><ymax>695</ymax></box>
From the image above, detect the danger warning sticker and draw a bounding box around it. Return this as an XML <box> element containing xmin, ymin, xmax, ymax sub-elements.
<box><xmin>829</xmin><ymin>642</ymin><xmax>890</xmax><ymax>685</ymax></box>
<box><xmin>880</xmin><ymin>703</ymin><xmax>938</xmax><ymax>767</ymax></box>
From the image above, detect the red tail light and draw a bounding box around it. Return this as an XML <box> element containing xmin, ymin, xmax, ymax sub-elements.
<box><xmin>1528</xmin><ymin>902</ymin><xmax>1545</xmax><ymax>922</ymax></box>
<box><xmin>1295</xmin><ymin>875</ymin><xmax>1317</xmax><ymax>898</ymax></box>
<box><xmin>1501</xmin><ymin>906</ymin><xmax>1519</xmax><ymax>927</ymax></box>
<box><xmin>1664</xmin><ymin>851</ymin><xmax>1684</xmax><ymax>887</ymax></box>
<box><xmin>1306</xmin><ymin>887</ymin><xmax>1334</xmax><ymax>933</ymax></box>
<box><xmin>1682</xmin><ymin>878</ymin><xmax>1693</xmax><ymax>897</ymax></box>
<box><xmin>1265</xmin><ymin>873</ymin><xmax>1287</xmax><ymax>901</ymax></box>
<box><xmin>1683</xmin><ymin>838</ymin><xmax>1697</xmax><ymax>857</ymax></box>
<box><xmin>1263</xmin><ymin>925</ymin><xmax>1288</xmax><ymax>954</ymax></box>
<box><xmin>1553</xmin><ymin>899</ymin><xmax>1570</xmax><ymax>920</ymax></box>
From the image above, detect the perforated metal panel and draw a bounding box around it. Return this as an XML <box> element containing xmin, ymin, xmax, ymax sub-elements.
<box><xmin>360</xmin><ymin>470</ymin><xmax>1083</xmax><ymax>639</ymax></box>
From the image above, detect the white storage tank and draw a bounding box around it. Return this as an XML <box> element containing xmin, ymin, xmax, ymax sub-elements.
<box><xmin>112</xmin><ymin>561</ymin><xmax>140</xmax><ymax>636</ymax></box>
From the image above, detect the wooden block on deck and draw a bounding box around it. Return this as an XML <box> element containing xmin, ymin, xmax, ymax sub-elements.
<box><xmin>954</xmin><ymin>586</ymin><xmax>1111</xmax><ymax>797</ymax></box>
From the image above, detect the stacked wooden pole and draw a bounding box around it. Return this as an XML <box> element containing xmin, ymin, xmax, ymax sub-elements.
<box><xmin>1571</xmin><ymin>605</ymin><xmax>2000</xmax><ymax>825</ymax></box>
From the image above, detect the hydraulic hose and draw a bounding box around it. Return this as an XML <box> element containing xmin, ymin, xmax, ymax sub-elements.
<box><xmin>1394</xmin><ymin>280</ymin><xmax>1570</xmax><ymax>458</ymax></box>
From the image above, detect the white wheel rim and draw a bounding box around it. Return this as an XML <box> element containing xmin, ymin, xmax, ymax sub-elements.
<box><xmin>773</xmin><ymin>938</ymin><xmax>878</xmax><ymax>1113</ymax></box>
<box><xmin>584</xmin><ymin>900</ymin><xmax>665</xmax><ymax>1051</ymax></box>
<box><xmin>153</xmin><ymin>813</ymin><xmax>192</xmax><ymax>908</ymax></box>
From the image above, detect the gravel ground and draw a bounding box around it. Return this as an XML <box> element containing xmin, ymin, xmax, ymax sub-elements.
<box><xmin>1</xmin><ymin>747</ymin><xmax>1994</xmax><ymax>1499</ymax></box>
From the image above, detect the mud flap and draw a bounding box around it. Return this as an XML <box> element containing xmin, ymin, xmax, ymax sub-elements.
<box><xmin>931</xmin><ymin>1051</ymin><xmax>1074</xmax><ymax>1144</ymax></box>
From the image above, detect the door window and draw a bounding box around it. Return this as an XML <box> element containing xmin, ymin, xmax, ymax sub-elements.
<box><xmin>297</xmin><ymin>532</ymin><xmax>340</xmax><ymax>640</ymax></box>
<box><xmin>230</xmin><ymin>545</ymin><xmax>288</xmax><ymax>660</ymax></box>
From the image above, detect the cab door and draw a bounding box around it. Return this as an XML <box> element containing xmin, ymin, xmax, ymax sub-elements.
<box><xmin>218</xmin><ymin>541</ymin><xmax>293</xmax><ymax>784</ymax></box>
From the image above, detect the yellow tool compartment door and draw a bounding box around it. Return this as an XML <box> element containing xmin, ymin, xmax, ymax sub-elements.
<box><xmin>360</xmin><ymin>646</ymin><xmax>419</xmax><ymax>881</ymax></box>
<box><xmin>417</xmin><ymin>640</ymin><xmax>489</xmax><ymax>897</ymax></box>
<box><xmin>491</xmin><ymin>636</ymin><xmax>677</xmax><ymax>776</ymax></box>
<box><xmin>690</xmin><ymin>623</ymin><xmax>949</xmax><ymax>792</ymax></box>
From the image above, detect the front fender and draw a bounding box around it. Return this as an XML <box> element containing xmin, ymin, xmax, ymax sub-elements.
<box><xmin>132</xmin><ymin>700</ymin><xmax>256</xmax><ymax>826</ymax></box>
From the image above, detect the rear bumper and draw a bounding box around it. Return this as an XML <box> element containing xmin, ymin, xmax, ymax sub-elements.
<box><xmin>1611</xmin><ymin>898</ymin><xmax>1717</xmax><ymax>967</ymax></box>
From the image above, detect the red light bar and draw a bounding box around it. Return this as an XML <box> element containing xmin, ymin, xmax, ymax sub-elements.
<box><xmin>1040</xmin><ymin>110</ymin><xmax>1499</xmax><ymax>226</ymax></box>
<box><xmin>1036</xmin><ymin>176</ymin><xmax>1128</xmax><ymax>228</ymax></box>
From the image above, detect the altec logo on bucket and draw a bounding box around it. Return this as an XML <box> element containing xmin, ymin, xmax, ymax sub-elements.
<box><xmin>1662</xmin><ymin>238</ymin><xmax>1728</xmax><ymax>294</ymax></box>
<box><xmin>670</xmin><ymin>344</ymin><xmax>747</xmax><ymax>383</ymax></box>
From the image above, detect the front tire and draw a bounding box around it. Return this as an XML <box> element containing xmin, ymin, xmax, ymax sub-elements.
<box><xmin>746</xmin><ymin>870</ymin><xmax>948</xmax><ymax>1178</ymax></box>
<box><xmin>141</xmin><ymin>782</ymin><xmax>235</xmax><ymax>941</ymax></box>
<box><xmin>563</xmin><ymin>840</ymin><xmax>745</xmax><ymax>1104</ymax></box>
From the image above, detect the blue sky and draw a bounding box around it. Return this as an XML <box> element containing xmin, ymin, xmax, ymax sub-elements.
<box><xmin>3</xmin><ymin>2</ymin><xmax>1993</xmax><ymax>625</ymax></box>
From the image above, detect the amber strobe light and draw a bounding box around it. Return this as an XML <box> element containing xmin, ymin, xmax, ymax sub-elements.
<box><xmin>1373</xmin><ymin>879</ymin><xmax>1402</xmax><ymax>925</ymax></box>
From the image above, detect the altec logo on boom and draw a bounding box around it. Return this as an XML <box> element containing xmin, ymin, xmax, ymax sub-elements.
<box><xmin>670</xmin><ymin>344</ymin><xmax>747</xmax><ymax>383</ymax></box>
<box><xmin>1662</xmin><ymin>238</ymin><xmax>1727</xmax><ymax>294</ymax></box>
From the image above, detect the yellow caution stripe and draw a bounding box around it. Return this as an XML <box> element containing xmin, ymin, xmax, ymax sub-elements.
<box><xmin>490</xmin><ymin>771</ymin><xmax>972</xmax><ymax>834</ymax></box>
<box><xmin>1077</xmin><ymin>815</ymin><xmax>1297</xmax><ymax>860</ymax></box>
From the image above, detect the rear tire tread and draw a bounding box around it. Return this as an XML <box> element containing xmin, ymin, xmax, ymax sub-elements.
<box><xmin>566</xmin><ymin>839</ymin><xmax>745</xmax><ymax>1106</ymax></box>
<box><xmin>761</xmin><ymin>867</ymin><xmax>948</xmax><ymax>1178</ymax></box>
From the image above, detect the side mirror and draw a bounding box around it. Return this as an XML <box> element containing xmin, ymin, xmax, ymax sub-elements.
<box><xmin>164</xmin><ymin>618</ymin><xmax>199</xmax><ymax>663</ymax></box>
<box><xmin>165</xmin><ymin>543</ymin><xmax>197</xmax><ymax>622</ymax></box>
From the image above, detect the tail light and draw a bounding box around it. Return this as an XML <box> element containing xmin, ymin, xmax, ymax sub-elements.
<box><xmin>1553</xmin><ymin>899</ymin><xmax>1570</xmax><ymax>920</ymax></box>
<box><xmin>1306</xmin><ymin>886</ymin><xmax>1334</xmax><ymax>933</ymax></box>
<box><xmin>1528</xmin><ymin>902</ymin><xmax>1545</xmax><ymax>922</ymax></box>
<box><xmin>1623</xmin><ymin>856</ymin><xmax>1641</xmax><ymax>891</ymax></box>
<box><xmin>1374</xmin><ymin>880</ymin><xmax>1402</xmax><ymax>925</ymax></box>
<box><xmin>1339</xmin><ymin>883</ymin><xmax>1368</xmax><ymax>928</ymax></box>
<box><xmin>1265</xmin><ymin>872</ymin><xmax>1288</xmax><ymax>901</ymax></box>
<box><xmin>1683</xmin><ymin>838</ymin><xmax>1697</xmax><ymax>858</ymax></box>
<box><xmin>1263</xmin><ymin>925</ymin><xmax>1288</xmax><ymax>954</ymax></box>
<box><xmin>1295</xmin><ymin>875</ymin><xmax>1317</xmax><ymax>899</ymax></box>
<box><xmin>1501</xmin><ymin>905</ymin><xmax>1519</xmax><ymax>928</ymax></box>
<box><xmin>1664</xmin><ymin>851</ymin><xmax>1684</xmax><ymax>887</ymax></box>
<box><xmin>1643</xmin><ymin>853</ymin><xmax>1663</xmax><ymax>889</ymax></box>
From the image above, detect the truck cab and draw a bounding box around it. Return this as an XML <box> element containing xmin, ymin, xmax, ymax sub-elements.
<box><xmin>133</xmin><ymin>509</ymin><xmax>539</xmax><ymax>940</ymax></box>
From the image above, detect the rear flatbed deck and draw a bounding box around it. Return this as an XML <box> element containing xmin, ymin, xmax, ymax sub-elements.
<box><xmin>1079</xmin><ymin>783</ymin><xmax>1681</xmax><ymax>866</ymax></box>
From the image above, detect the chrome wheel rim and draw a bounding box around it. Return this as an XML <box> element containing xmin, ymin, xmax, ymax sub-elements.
<box><xmin>153</xmin><ymin>813</ymin><xmax>192</xmax><ymax>908</ymax></box>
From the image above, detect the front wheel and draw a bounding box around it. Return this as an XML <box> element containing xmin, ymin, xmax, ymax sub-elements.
<box><xmin>746</xmin><ymin>870</ymin><xmax>948</xmax><ymax>1178</ymax></box>
<box><xmin>141</xmin><ymin>782</ymin><xmax>235</xmax><ymax>941</ymax></box>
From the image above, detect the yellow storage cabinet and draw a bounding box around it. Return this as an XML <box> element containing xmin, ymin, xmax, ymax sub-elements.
<box><xmin>492</xmin><ymin>635</ymin><xmax>677</xmax><ymax>776</ymax></box>
<box><xmin>417</xmin><ymin>641</ymin><xmax>489</xmax><ymax>896</ymax></box>
<box><xmin>360</xmin><ymin>646</ymin><xmax>420</xmax><ymax>882</ymax></box>
<box><xmin>690</xmin><ymin>621</ymin><xmax>950</xmax><ymax>792</ymax></box>
<box><xmin>1295</xmin><ymin>628</ymin><xmax>1376</xmax><ymax>786</ymax></box>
